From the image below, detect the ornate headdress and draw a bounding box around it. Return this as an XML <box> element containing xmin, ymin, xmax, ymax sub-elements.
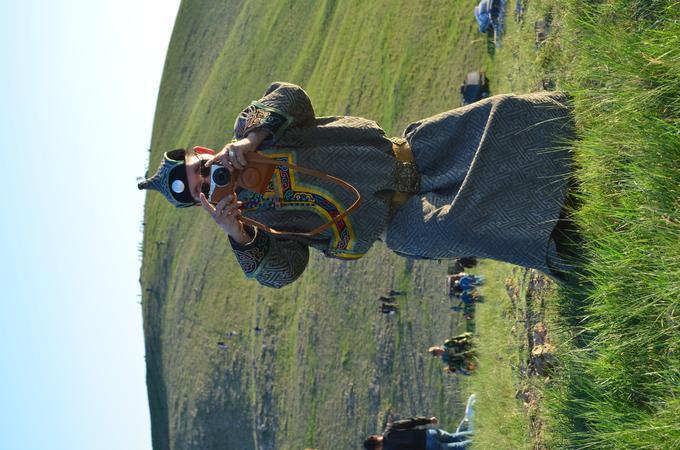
<box><xmin>137</xmin><ymin>149</ymin><xmax>196</xmax><ymax>208</ymax></box>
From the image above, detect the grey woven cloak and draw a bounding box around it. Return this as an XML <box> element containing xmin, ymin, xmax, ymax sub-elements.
<box><xmin>229</xmin><ymin>83</ymin><xmax>574</xmax><ymax>288</ymax></box>
<box><xmin>387</xmin><ymin>92</ymin><xmax>574</xmax><ymax>274</ymax></box>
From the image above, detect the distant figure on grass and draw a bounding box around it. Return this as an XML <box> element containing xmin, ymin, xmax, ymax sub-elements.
<box><xmin>453</xmin><ymin>273</ymin><xmax>484</xmax><ymax>290</ymax></box>
<box><xmin>474</xmin><ymin>0</ymin><xmax>500</xmax><ymax>33</ymax></box>
<box><xmin>379</xmin><ymin>296</ymin><xmax>398</xmax><ymax>304</ymax></box>
<box><xmin>139</xmin><ymin>82</ymin><xmax>576</xmax><ymax>288</ymax></box>
<box><xmin>449</xmin><ymin>284</ymin><xmax>465</xmax><ymax>297</ymax></box>
<box><xmin>363</xmin><ymin>415</ymin><xmax>472</xmax><ymax>449</ymax></box>
<box><xmin>447</xmin><ymin>273</ymin><xmax>483</xmax><ymax>297</ymax></box>
<box><xmin>458</xmin><ymin>290</ymin><xmax>481</xmax><ymax>305</ymax></box>
<box><xmin>217</xmin><ymin>342</ymin><xmax>228</xmax><ymax>350</ymax></box>
<box><xmin>457</xmin><ymin>257</ymin><xmax>477</xmax><ymax>269</ymax></box>
<box><xmin>448</xmin><ymin>257</ymin><xmax>477</xmax><ymax>274</ymax></box>
<box><xmin>380</xmin><ymin>303</ymin><xmax>399</xmax><ymax>315</ymax></box>
<box><xmin>447</xmin><ymin>278</ymin><xmax>477</xmax><ymax>299</ymax></box>
<box><xmin>429</xmin><ymin>333</ymin><xmax>477</xmax><ymax>375</ymax></box>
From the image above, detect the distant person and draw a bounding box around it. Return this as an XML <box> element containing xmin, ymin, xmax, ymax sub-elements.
<box><xmin>454</xmin><ymin>273</ymin><xmax>483</xmax><ymax>290</ymax></box>
<box><xmin>451</xmin><ymin>283</ymin><xmax>464</xmax><ymax>295</ymax></box>
<box><xmin>139</xmin><ymin>82</ymin><xmax>575</xmax><ymax>288</ymax></box>
<box><xmin>379</xmin><ymin>296</ymin><xmax>397</xmax><ymax>304</ymax></box>
<box><xmin>449</xmin><ymin>257</ymin><xmax>476</xmax><ymax>274</ymax></box>
<box><xmin>388</xmin><ymin>289</ymin><xmax>405</xmax><ymax>296</ymax></box>
<box><xmin>447</xmin><ymin>273</ymin><xmax>481</xmax><ymax>297</ymax></box>
<box><xmin>217</xmin><ymin>342</ymin><xmax>228</xmax><ymax>350</ymax></box>
<box><xmin>459</xmin><ymin>291</ymin><xmax>480</xmax><ymax>305</ymax></box>
<box><xmin>444</xmin><ymin>333</ymin><xmax>474</xmax><ymax>352</ymax></box>
<box><xmin>474</xmin><ymin>0</ymin><xmax>499</xmax><ymax>33</ymax></box>
<box><xmin>457</xmin><ymin>257</ymin><xmax>477</xmax><ymax>269</ymax></box>
<box><xmin>429</xmin><ymin>333</ymin><xmax>477</xmax><ymax>375</ymax></box>
<box><xmin>442</xmin><ymin>353</ymin><xmax>476</xmax><ymax>375</ymax></box>
<box><xmin>363</xmin><ymin>416</ymin><xmax>472</xmax><ymax>449</ymax></box>
<box><xmin>380</xmin><ymin>303</ymin><xmax>399</xmax><ymax>315</ymax></box>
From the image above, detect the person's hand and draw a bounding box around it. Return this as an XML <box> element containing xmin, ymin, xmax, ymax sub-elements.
<box><xmin>199</xmin><ymin>192</ymin><xmax>251</xmax><ymax>244</ymax></box>
<box><xmin>207</xmin><ymin>130</ymin><xmax>270</xmax><ymax>170</ymax></box>
<box><xmin>430</xmin><ymin>416</ymin><xmax>438</xmax><ymax>425</ymax></box>
<box><xmin>207</xmin><ymin>137</ymin><xmax>257</xmax><ymax>171</ymax></box>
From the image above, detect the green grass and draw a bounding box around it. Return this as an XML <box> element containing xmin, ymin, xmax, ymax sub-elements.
<box><xmin>141</xmin><ymin>0</ymin><xmax>679</xmax><ymax>449</ymax></box>
<box><xmin>463</xmin><ymin>1</ymin><xmax>679</xmax><ymax>448</ymax></box>
<box><xmin>541</xmin><ymin>1</ymin><xmax>680</xmax><ymax>448</ymax></box>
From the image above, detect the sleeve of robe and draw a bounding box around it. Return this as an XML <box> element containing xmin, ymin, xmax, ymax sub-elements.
<box><xmin>233</xmin><ymin>81</ymin><xmax>316</xmax><ymax>141</ymax></box>
<box><xmin>229</xmin><ymin>228</ymin><xmax>310</xmax><ymax>289</ymax></box>
<box><xmin>228</xmin><ymin>82</ymin><xmax>316</xmax><ymax>289</ymax></box>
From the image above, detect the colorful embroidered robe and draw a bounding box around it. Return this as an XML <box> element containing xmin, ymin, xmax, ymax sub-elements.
<box><xmin>230</xmin><ymin>82</ymin><xmax>574</xmax><ymax>288</ymax></box>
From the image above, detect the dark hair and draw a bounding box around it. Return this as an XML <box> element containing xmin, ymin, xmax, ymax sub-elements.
<box><xmin>363</xmin><ymin>435</ymin><xmax>381</xmax><ymax>449</ymax></box>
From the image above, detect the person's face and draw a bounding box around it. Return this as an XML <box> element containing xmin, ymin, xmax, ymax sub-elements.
<box><xmin>185</xmin><ymin>153</ymin><xmax>211</xmax><ymax>202</ymax></box>
<box><xmin>431</xmin><ymin>348</ymin><xmax>445</xmax><ymax>357</ymax></box>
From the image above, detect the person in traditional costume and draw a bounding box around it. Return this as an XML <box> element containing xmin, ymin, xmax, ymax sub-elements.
<box><xmin>139</xmin><ymin>82</ymin><xmax>575</xmax><ymax>288</ymax></box>
<box><xmin>363</xmin><ymin>416</ymin><xmax>473</xmax><ymax>449</ymax></box>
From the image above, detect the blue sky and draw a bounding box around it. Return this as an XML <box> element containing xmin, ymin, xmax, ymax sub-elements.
<box><xmin>0</xmin><ymin>1</ymin><xmax>180</xmax><ymax>448</ymax></box>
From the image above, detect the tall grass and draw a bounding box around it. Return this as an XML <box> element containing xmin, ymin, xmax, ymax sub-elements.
<box><xmin>546</xmin><ymin>1</ymin><xmax>680</xmax><ymax>448</ymax></box>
